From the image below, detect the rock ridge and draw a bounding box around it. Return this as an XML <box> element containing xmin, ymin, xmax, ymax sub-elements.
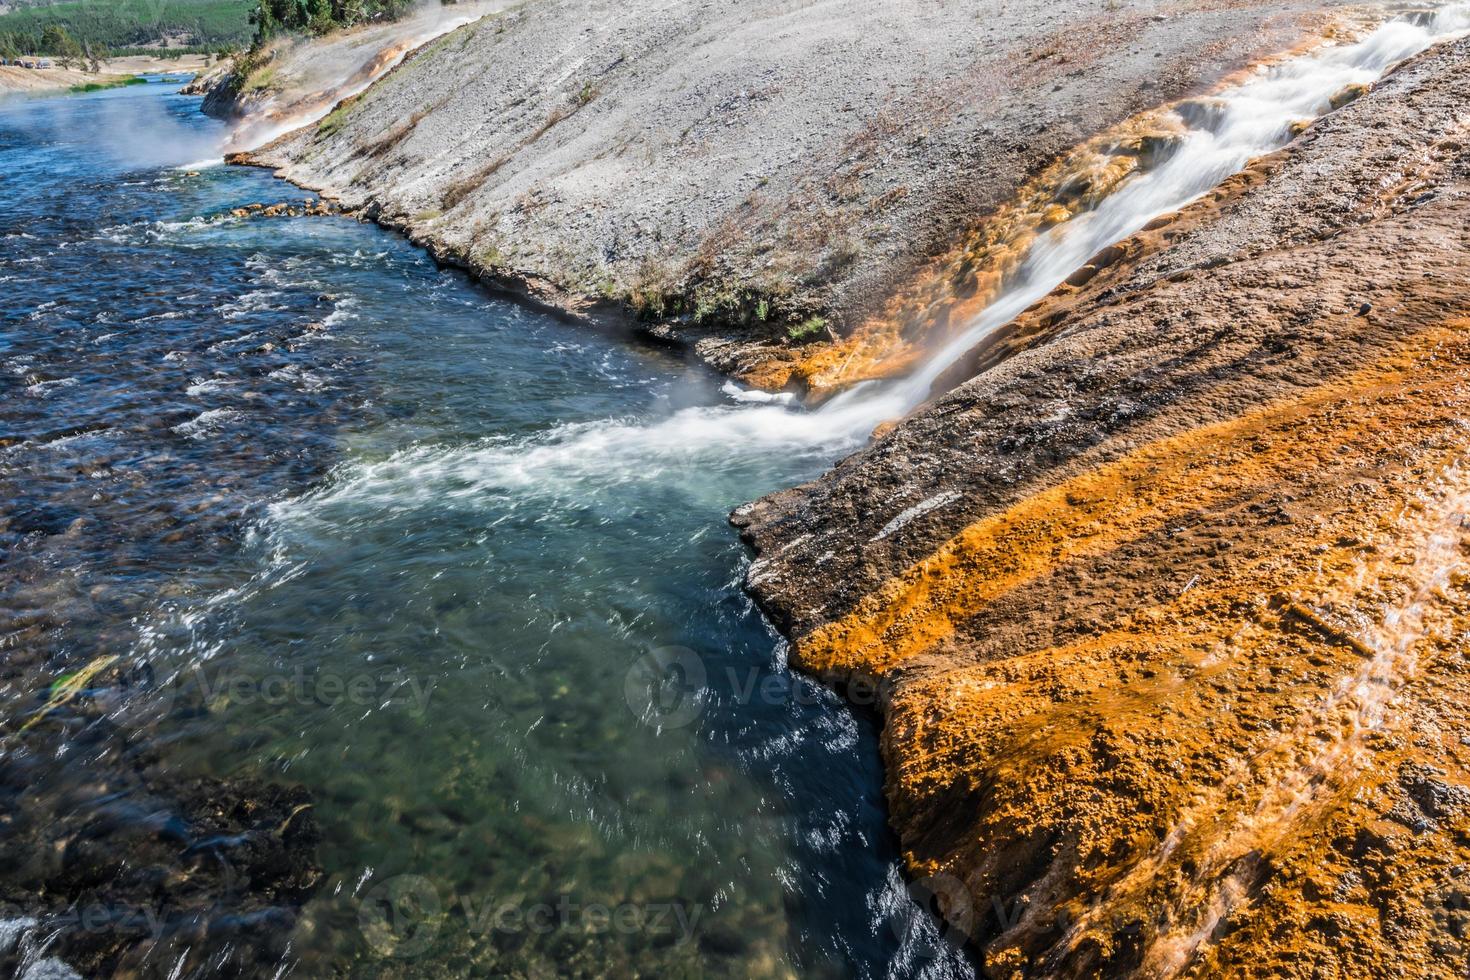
<box><xmin>736</xmin><ymin>33</ymin><xmax>1470</xmax><ymax>979</ymax></box>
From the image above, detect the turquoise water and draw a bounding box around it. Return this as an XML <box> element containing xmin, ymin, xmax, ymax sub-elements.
<box><xmin>1</xmin><ymin>81</ymin><xmax>971</xmax><ymax>977</ymax></box>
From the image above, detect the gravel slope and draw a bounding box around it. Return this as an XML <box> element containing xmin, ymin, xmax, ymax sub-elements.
<box><xmin>234</xmin><ymin>0</ymin><xmax>1344</xmax><ymax>384</ymax></box>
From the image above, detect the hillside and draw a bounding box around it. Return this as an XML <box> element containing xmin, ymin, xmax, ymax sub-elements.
<box><xmin>0</xmin><ymin>0</ymin><xmax>249</xmax><ymax>55</ymax></box>
<box><xmin>228</xmin><ymin>0</ymin><xmax>1349</xmax><ymax>398</ymax></box>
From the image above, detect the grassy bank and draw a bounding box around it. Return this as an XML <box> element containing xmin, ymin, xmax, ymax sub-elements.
<box><xmin>68</xmin><ymin>74</ymin><xmax>149</xmax><ymax>92</ymax></box>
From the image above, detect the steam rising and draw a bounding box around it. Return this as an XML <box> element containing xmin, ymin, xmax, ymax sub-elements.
<box><xmin>6</xmin><ymin>82</ymin><xmax>223</xmax><ymax>171</ymax></box>
<box><xmin>225</xmin><ymin>2</ymin><xmax>508</xmax><ymax>153</ymax></box>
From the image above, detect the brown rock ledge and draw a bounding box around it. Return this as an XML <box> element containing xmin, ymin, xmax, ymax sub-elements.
<box><xmin>735</xmin><ymin>34</ymin><xmax>1470</xmax><ymax>980</ymax></box>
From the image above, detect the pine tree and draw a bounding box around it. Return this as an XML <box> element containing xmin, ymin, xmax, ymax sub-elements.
<box><xmin>40</xmin><ymin>24</ymin><xmax>84</xmax><ymax>67</ymax></box>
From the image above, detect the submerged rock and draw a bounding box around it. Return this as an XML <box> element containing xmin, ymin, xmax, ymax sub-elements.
<box><xmin>0</xmin><ymin>716</ymin><xmax>323</xmax><ymax>978</ymax></box>
<box><xmin>226</xmin><ymin>200</ymin><xmax>336</xmax><ymax>220</ymax></box>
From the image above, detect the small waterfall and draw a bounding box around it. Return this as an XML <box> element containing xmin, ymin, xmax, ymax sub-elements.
<box><xmin>196</xmin><ymin>3</ymin><xmax>1470</xmax><ymax>491</ymax></box>
<box><xmin>816</xmin><ymin>1</ymin><xmax>1470</xmax><ymax>430</ymax></box>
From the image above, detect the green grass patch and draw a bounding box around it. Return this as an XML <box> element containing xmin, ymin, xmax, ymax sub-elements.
<box><xmin>787</xmin><ymin>316</ymin><xmax>828</xmax><ymax>342</ymax></box>
<box><xmin>69</xmin><ymin>74</ymin><xmax>148</xmax><ymax>92</ymax></box>
<box><xmin>316</xmin><ymin>102</ymin><xmax>351</xmax><ymax>138</ymax></box>
<box><xmin>239</xmin><ymin>64</ymin><xmax>277</xmax><ymax>93</ymax></box>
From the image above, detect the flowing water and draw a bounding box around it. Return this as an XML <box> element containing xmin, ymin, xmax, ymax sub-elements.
<box><xmin>0</xmin><ymin>83</ymin><xmax>967</xmax><ymax>978</ymax></box>
<box><xmin>5</xmin><ymin>4</ymin><xmax>1468</xmax><ymax>978</ymax></box>
<box><xmin>816</xmin><ymin>0</ymin><xmax>1470</xmax><ymax>425</ymax></box>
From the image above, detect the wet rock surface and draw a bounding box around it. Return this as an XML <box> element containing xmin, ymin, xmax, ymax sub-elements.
<box><xmin>0</xmin><ymin>720</ymin><xmax>321</xmax><ymax>979</ymax></box>
<box><xmin>221</xmin><ymin>199</ymin><xmax>339</xmax><ymax>219</ymax></box>
<box><xmin>225</xmin><ymin>0</ymin><xmax>1346</xmax><ymax>387</ymax></box>
<box><xmin>737</xmin><ymin>34</ymin><xmax>1470</xmax><ymax>979</ymax></box>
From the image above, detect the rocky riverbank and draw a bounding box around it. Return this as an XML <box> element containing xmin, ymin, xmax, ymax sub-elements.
<box><xmin>736</xmin><ymin>30</ymin><xmax>1470</xmax><ymax>979</ymax></box>
<box><xmin>208</xmin><ymin>0</ymin><xmax>1351</xmax><ymax>392</ymax></box>
<box><xmin>197</xmin><ymin>2</ymin><xmax>1470</xmax><ymax>975</ymax></box>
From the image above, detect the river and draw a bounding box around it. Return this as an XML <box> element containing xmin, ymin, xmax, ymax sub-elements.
<box><xmin>0</xmin><ymin>80</ymin><xmax>967</xmax><ymax>978</ymax></box>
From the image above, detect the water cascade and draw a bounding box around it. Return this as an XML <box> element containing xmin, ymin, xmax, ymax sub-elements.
<box><xmin>819</xmin><ymin>1</ymin><xmax>1470</xmax><ymax>426</ymax></box>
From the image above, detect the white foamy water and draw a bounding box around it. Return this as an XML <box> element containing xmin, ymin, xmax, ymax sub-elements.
<box><xmin>186</xmin><ymin>376</ymin><xmax>238</xmax><ymax>397</ymax></box>
<box><xmin>175</xmin><ymin>157</ymin><xmax>226</xmax><ymax>172</ymax></box>
<box><xmin>0</xmin><ymin>917</ymin><xmax>38</xmax><ymax>954</ymax></box>
<box><xmin>218</xmin><ymin>288</ymin><xmax>287</xmax><ymax>320</ymax></box>
<box><xmin>172</xmin><ymin>407</ymin><xmax>242</xmax><ymax>438</ymax></box>
<box><xmin>270</xmin><ymin>401</ymin><xmax>870</xmax><ymax>525</ymax></box>
<box><xmin>721</xmin><ymin>381</ymin><xmax>797</xmax><ymax>406</ymax></box>
<box><xmin>24</xmin><ymin>377</ymin><xmax>78</xmax><ymax>397</ymax></box>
